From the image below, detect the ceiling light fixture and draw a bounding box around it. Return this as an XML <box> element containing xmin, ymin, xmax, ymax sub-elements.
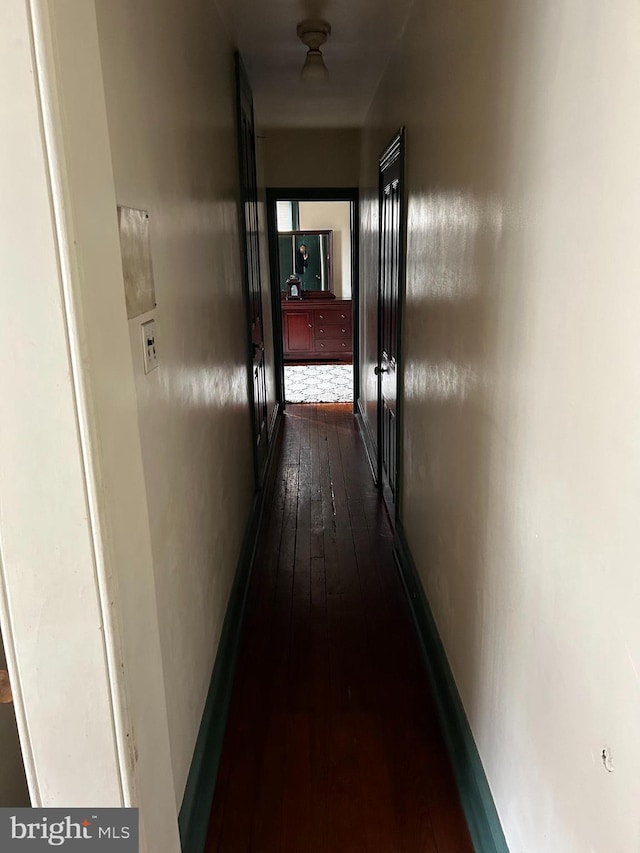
<box><xmin>297</xmin><ymin>19</ymin><xmax>331</xmax><ymax>83</ymax></box>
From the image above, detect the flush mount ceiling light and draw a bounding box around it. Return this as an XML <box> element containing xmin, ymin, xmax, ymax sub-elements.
<box><xmin>297</xmin><ymin>19</ymin><xmax>331</xmax><ymax>82</ymax></box>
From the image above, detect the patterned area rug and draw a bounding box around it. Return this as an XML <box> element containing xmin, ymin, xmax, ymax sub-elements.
<box><xmin>284</xmin><ymin>364</ymin><xmax>353</xmax><ymax>403</ymax></box>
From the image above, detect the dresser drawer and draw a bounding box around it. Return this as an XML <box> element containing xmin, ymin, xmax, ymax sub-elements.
<box><xmin>315</xmin><ymin>323</ymin><xmax>350</xmax><ymax>340</ymax></box>
<box><xmin>313</xmin><ymin>307</ymin><xmax>351</xmax><ymax>325</ymax></box>
<box><xmin>315</xmin><ymin>338</ymin><xmax>352</xmax><ymax>355</ymax></box>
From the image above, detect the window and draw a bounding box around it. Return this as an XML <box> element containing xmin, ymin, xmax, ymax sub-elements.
<box><xmin>276</xmin><ymin>200</ymin><xmax>299</xmax><ymax>232</ymax></box>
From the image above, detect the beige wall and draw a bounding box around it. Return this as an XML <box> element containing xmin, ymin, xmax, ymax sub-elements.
<box><xmin>263</xmin><ymin>128</ymin><xmax>360</xmax><ymax>188</ymax></box>
<box><xmin>94</xmin><ymin>0</ymin><xmax>258</xmax><ymax>808</ymax></box>
<box><xmin>361</xmin><ymin>0</ymin><xmax>640</xmax><ymax>850</ymax></box>
<box><xmin>298</xmin><ymin>201</ymin><xmax>351</xmax><ymax>299</ymax></box>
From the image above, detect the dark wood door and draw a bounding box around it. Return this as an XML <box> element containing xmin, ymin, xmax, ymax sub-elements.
<box><xmin>377</xmin><ymin>130</ymin><xmax>406</xmax><ymax>521</ymax></box>
<box><xmin>236</xmin><ymin>55</ymin><xmax>268</xmax><ymax>481</ymax></box>
<box><xmin>283</xmin><ymin>310</ymin><xmax>314</xmax><ymax>353</ymax></box>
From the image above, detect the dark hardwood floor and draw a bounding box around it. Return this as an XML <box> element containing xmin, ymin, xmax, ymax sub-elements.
<box><xmin>206</xmin><ymin>404</ymin><xmax>473</xmax><ymax>853</ymax></box>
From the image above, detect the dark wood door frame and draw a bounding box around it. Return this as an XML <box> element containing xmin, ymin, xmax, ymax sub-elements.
<box><xmin>265</xmin><ymin>188</ymin><xmax>360</xmax><ymax>411</ymax></box>
<box><xmin>235</xmin><ymin>54</ymin><xmax>270</xmax><ymax>486</ymax></box>
<box><xmin>377</xmin><ymin>129</ymin><xmax>407</xmax><ymax>525</ymax></box>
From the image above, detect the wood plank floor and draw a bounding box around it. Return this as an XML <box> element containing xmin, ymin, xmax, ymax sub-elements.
<box><xmin>206</xmin><ymin>404</ymin><xmax>473</xmax><ymax>853</ymax></box>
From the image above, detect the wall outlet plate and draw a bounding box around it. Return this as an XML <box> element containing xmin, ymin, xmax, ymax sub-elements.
<box><xmin>141</xmin><ymin>319</ymin><xmax>158</xmax><ymax>373</ymax></box>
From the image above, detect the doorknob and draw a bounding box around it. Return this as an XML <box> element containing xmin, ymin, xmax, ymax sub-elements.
<box><xmin>374</xmin><ymin>365</ymin><xmax>389</xmax><ymax>375</ymax></box>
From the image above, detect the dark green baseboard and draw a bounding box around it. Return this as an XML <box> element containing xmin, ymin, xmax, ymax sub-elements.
<box><xmin>178</xmin><ymin>405</ymin><xmax>283</xmax><ymax>853</ymax></box>
<box><xmin>393</xmin><ymin>522</ymin><xmax>509</xmax><ymax>853</ymax></box>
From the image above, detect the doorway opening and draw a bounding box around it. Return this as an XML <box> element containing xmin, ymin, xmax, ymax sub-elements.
<box><xmin>266</xmin><ymin>189</ymin><xmax>359</xmax><ymax>408</ymax></box>
<box><xmin>0</xmin><ymin>625</ymin><xmax>29</xmax><ymax>806</ymax></box>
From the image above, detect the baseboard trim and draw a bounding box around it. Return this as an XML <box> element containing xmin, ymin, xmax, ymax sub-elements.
<box><xmin>355</xmin><ymin>397</ymin><xmax>378</xmax><ymax>484</ymax></box>
<box><xmin>268</xmin><ymin>400</ymin><xmax>279</xmax><ymax>442</ymax></box>
<box><xmin>178</xmin><ymin>405</ymin><xmax>283</xmax><ymax>853</ymax></box>
<box><xmin>393</xmin><ymin>522</ymin><xmax>509</xmax><ymax>853</ymax></box>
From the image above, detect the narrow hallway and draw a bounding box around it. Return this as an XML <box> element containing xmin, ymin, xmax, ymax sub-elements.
<box><xmin>206</xmin><ymin>405</ymin><xmax>473</xmax><ymax>852</ymax></box>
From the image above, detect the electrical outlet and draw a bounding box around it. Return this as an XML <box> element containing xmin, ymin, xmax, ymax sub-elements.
<box><xmin>141</xmin><ymin>319</ymin><xmax>158</xmax><ymax>373</ymax></box>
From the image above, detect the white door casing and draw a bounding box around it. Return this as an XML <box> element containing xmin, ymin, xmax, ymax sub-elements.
<box><xmin>0</xmin><ymin>2</ymin><xmax>179</xmax><ymax>850</ymax></box>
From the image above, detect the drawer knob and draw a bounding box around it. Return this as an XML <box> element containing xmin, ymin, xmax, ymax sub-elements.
<box><xmin>308</xmin><ymin>324</ymin><xmax>313</xmax><ymax>328</ymax></box>
<box><xmin>341</xmin><ymin>314</ymin><xmax>346</xmax><ymax>319</ymax></box>
<box><xmin>341</xmin><ymin>343</ymin><xmax>346</xmax><ymax>347</ymax></box>
<box><xmin>341</xmin><ymin>328</ymin><xmax>346</xmax><ymax>333</ymax></box>
<box><xmin>320</xmin><ymin>343</ymin><xmax>325</xmax><ymax>347</ymax></box>
<box><xmin>319</xmin><ymin>329</ymin><xmax>324</xmax><ymax>333</ymax></box>
<box><xmin>319</xmin><ymin>314</ymin><xmax>324</xmax><ymax>319</ymax></box>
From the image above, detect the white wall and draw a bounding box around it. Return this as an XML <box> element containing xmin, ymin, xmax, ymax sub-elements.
<box><xmin>94</xmin><ymin>0</ymin><xmax>260</xmax><ymax>806</ymax></box>
<box><xmin>263</xmin><ymin>128</ymin><xmax>360</xmax><ymax>188</ymax></box>
<box><xmin>361</xmin><ymin>0</ymin><xmax>640</xmax><ymax>850</ymax></box>
<box><xmin>0</xmin><ymin>4</ymin><xmax>179</xmax><ymax>851</ymax></box>
<box><xmin>298</xmin><ymin>202</ymin><xmax>352</xmax><ymax>299</ymax></box>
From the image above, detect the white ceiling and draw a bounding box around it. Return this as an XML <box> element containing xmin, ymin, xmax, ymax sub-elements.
<box><xmin>213</xmin><ymin>0</ymin><xmax>415</xmax><ymax>128</ymax></box>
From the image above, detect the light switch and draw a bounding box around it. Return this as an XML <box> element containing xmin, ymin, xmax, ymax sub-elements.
<box><xmin>141</xmin><ymin>319</ymin><xmax>158</xmax><ymax>373</ymax></box>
